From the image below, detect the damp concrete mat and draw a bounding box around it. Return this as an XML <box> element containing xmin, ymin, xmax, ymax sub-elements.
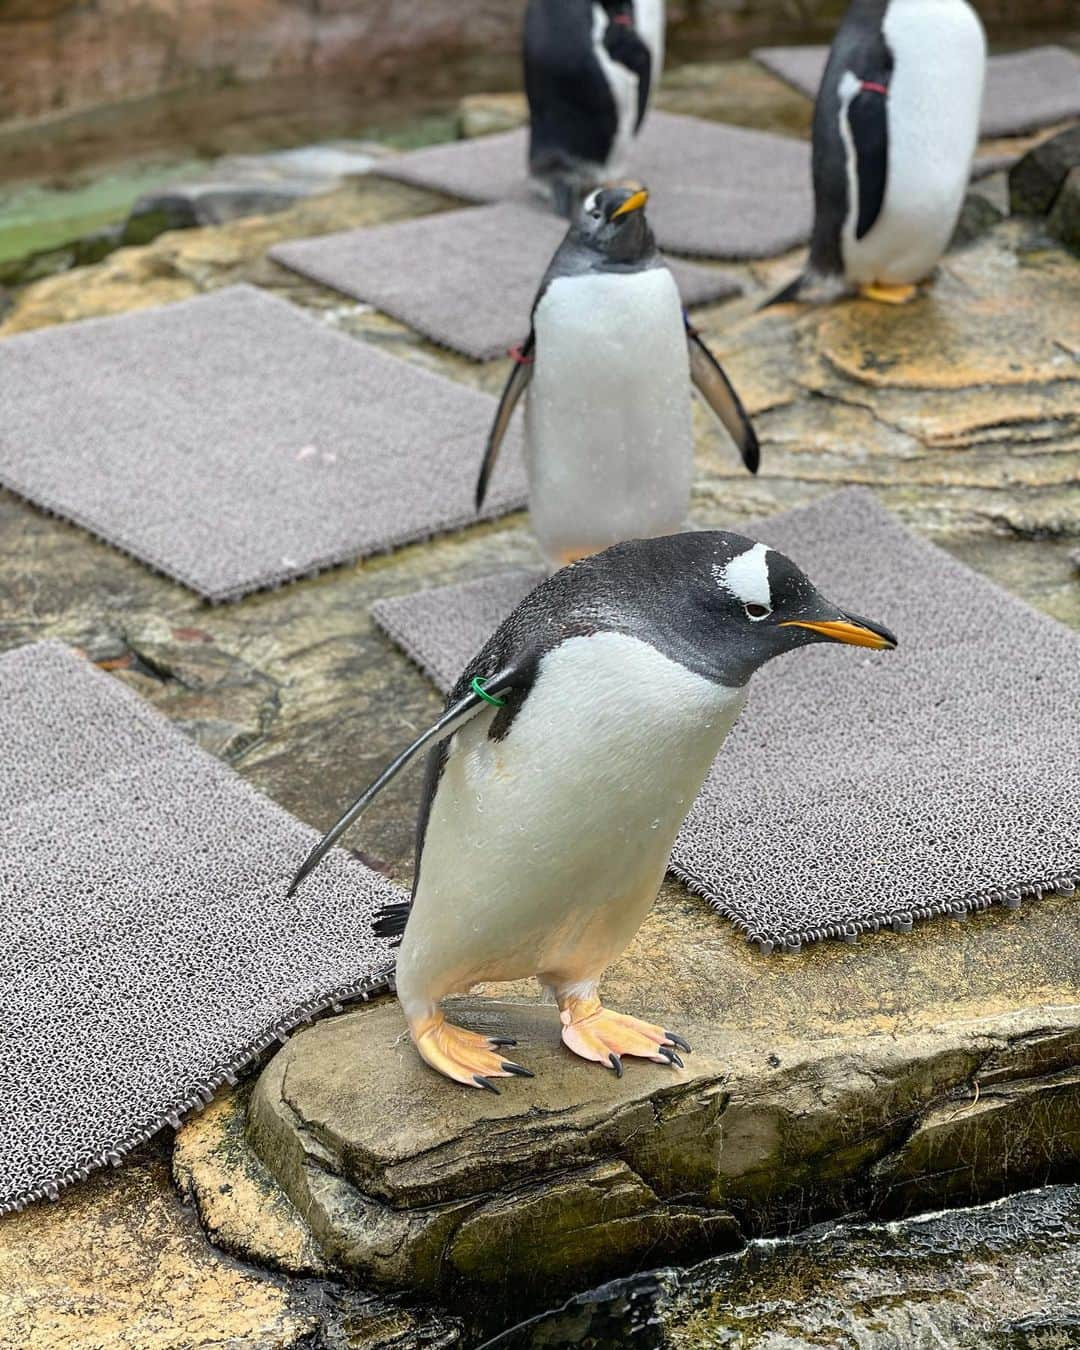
<box><xmin>752</xmin><ymin>44</ymin><xmax>1080</xmax><ymax>138</ymax></box>
<box><xmin>371</xmin><ymin>489</ymin><xmax>1080</xmax><ymax>951</ymax></box>
<box><xmin>270</xmin><ymin>201</ymin><xmax>743</xmax><ymax>362</ymax></box>
<box><xmin>0</xmin><ymin>641</ymin><xmax>400</xmax><ymax>1216</ymax></box>
<box><xmin>373</xmin><ymin>112</ymin><xmax>814</xmax><ymax>260</ymax></box>
<box><xmin>0</xmin><ymin>285</ymin><xmax>525</xmax><ymax>602</ymax></box>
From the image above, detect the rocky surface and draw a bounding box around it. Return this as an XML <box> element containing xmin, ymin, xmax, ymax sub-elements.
<box><xmin>0</xmin><ymin>1146</ymin><xmax>462</xmax><ymax>1349</ymax></box>
<box><xmin>1010</xmin><ymin>124</ymin><xmax>1080</xmax><ymax>215</ymax></box>
<box><xmin>242</xmin><ymin>985</ymin><xmax>1079</xmax><ymax>1312</ymax></box>
<box><xmin>0</xmin><ymin>64</ymin><xmax>1076</xmax><ymax>1347</ymax></box>
<box><xmin>485</xmin><ymin>1184</ymin><xmax>1080</xmax><ymax>1347</ymax></box>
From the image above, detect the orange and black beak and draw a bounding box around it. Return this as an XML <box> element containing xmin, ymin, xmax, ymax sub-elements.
<box><xmin>779</xmin><ymin>612</ymin><xmax>897</xmax><ymax>650</ymax></box>
<box><xmin>610</xmin><ymin>187</ymin><xmax>649</xmax><ymax>220</ymax></box>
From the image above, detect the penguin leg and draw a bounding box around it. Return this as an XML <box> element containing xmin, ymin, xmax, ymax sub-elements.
<box><xmin>409</xmin><ymin>1010</ymin><xmax>533</xmax><ymax>1092</ymax></box>
<box><xmin>858</xmin><ymin>282</ymin><xmax>919</xmax><ymax>305</ymax></box>
<box><xmin>556</xmin><ymin>991</ymin><xmax>691</xmax><ymax>1076</ymax></box>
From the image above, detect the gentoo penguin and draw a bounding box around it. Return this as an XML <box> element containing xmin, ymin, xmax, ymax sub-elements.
<box><xmin>773</xmin><ymin>0</ymin><xmax>986</xmax><ymax>304</ymax></box>
<box><xmin>524</xmin><ymin>0</ymin><xmax>665</xmax><ymax>215</ymax></box>
<box><xmin>289</xmin><ymin>531</ymin><xmax>897</xmax><ymax>1089</ymax></box>
<box><xmin>476</xmin><ymin>183</ymin><xmax>758</xmax><ymax>573</ymax></box>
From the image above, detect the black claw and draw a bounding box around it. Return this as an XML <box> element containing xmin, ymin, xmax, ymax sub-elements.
<box><xmin>488</xmin><ymin>1037</ymin><xmax>517</xmax><ymax>1047</ymax></box>
<box><xmin>474</xmin><ymin>1075</ymin><xmax>501</xmax><ymax>1094</ymax></box>
<box><xmin>664</xmin><ymin>1031</ymin><xmax>692</xmax><ymax>1054</ymax></box>
<box><xmin>658</xmin><ymin>1047</ymin><xmax>685</xmax><ymax>1069</ymax></box>
<box><xmin>609</xmin><ymin>1052</ymin><xmax>624</xmax><ymax>1078</ymax></box>
<box><xmin>501</xmin><ymin>1061</ymin><xmax>534</xmax><ymax>1077</ymax></box>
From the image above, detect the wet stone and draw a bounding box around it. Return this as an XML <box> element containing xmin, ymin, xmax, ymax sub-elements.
<box><xmin>1009</xmin><ymin>123</ymin><xmax>1080</xmax><ymax>215</ymax></box>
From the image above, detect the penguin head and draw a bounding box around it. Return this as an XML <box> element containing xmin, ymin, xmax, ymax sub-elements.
<box><xmin>686</xmin><ymin>533</ymin><xmax>897</xmax><ymax>683</ymax></box>
<box><xmin>584</xmin><ymin>531</ymin><xmax>897</xmax><ymax>687</ymax></box>
<box><xmin>573</xmin><ymin>184</ymin><xmax>655</xmax><ymax>264</ymax></box>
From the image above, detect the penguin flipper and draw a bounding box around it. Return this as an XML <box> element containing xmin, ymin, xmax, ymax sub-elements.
<box><xmin>286</xmin><ymin>663</ymin><xmax>525</xmax><ymax>898</ymax></box>
<box><xmin>476</xmin><ymin>334</ymin><xmax>534</xmax><ymax>512</ymax></box>
<box><xmin>847</xmin><ymin>83</ymin><xmax>888</xmax><ymax>239</ymax></box>
<box><xmin>686</xmin><ymin>327</ymin><xmax>760</xmax><ymax>475</ymax></box>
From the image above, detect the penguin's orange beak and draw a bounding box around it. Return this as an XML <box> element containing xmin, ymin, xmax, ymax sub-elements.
<box><xmin>611</xmin><ymin>188</ymin><xmax>649</xmax><ymax>219</ymax></box>
<box><xmin>779</xmin><ymin>617</ymin><xmax>897</xmax><ymax>649</ymax></box>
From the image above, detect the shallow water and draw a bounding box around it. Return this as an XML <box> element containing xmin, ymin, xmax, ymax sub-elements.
<box><xmin>482</xmin><ymin>1185</ymin><xmax>1080</xmax><ymax>1348</ymax></box>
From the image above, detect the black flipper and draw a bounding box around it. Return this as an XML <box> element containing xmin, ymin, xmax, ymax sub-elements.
<box><xmin>603</xmin><ymin>11</ymin><xmax>652</xmax><ymax>131</ymax></box>
<box><xmin>286</xmin><ymin>663</ymin><xmax>525</xmax><ymax>899</ymax></box>
<box><xmin>847</xmin><ymin>83</ymin><xmax>888</xmax><ymax>239</ymax></box>
<box><xmin>476</xmin><ymin>333</ymin><xmax>534</xmax><ymax>512</ymax></box>
<box><xmin>686</xmin><ymin>322</ymin><xmax>760</xmax><ymax>474</ymax></box>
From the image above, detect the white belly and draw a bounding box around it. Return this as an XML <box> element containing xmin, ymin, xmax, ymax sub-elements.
<box><xmin>633</xmin><ymin>0</ymin><xmax>665</xmax><ymax>78</ymax></box>
<box><xmin>394</xmin><ymin>633</ymin><xmax>745</xmax><ymax>1018</ymax></box>
<box><xmin>525</xmin><ymin>267</ymin><xmax>693</xmax><ymax>570</ymax></box>
<box><xmin>592</xmin><ymin>5</ymin><xmax>639</xmax><ymax>175</ymax></box>
<box><xmin>842</xmin><ymin>0</ymin><xmax>986</xmax><ymax>284</ymax></box>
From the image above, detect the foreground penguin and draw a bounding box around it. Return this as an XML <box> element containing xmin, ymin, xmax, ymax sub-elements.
<box><xmin>476</xmin><ymin>184</ymin><xmax>758</xmax><ymax>572</ymax></box>
<box><xmin>773</xmin><ymin>0</ymin><xmax>986</xmax><ymax>304</ymax></box>
<box><xmin>524</xmin><ymin>0</ymin><xmax>664</xmax><ymax>215</ymax></box>
<box><xmin>290</xmin><ymin>532</ymin><xmax>897</xmax><ymax>1088</ymax></box>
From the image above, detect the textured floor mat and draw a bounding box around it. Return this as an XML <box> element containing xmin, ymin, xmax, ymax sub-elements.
<box><xmin>371</xmin><ymin>489</ymin><xmax>1079</xmax><ymax>950</ymax></box>
<box><xmin>373</xmin><ymin>112</ymin><xmax>813</xmax><ymax>260</ymax></box>
<box><xmin>0</xmin><ymin>285</ymin><xmax>525</xmax><ymax>602</ymax></box>
<box><xmin>270</xmin><ymin>201</ymin><xmax>742</xmax><ymax>361</ymax></box>
<box><xmin>0</xmin><ymin>641</ymin><xmax>401</xmax><ymax>1215</ymax></box>
<box><xmin>753</xmin><ymin>44</ymin><xmax>1080</xmax><ymax>138</ymax></box>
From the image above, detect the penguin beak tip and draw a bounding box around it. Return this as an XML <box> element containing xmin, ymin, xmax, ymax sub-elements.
<box><xmin>780</xmin><ymin>616</ymin><xmax>898</xmax><ymax>650</ymax></box>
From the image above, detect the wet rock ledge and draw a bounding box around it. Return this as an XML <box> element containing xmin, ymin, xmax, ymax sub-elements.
<box><xmin>228</xmin><ymin>992</ymin><xmax>1080</xmax><ymax>1312</ymax></box>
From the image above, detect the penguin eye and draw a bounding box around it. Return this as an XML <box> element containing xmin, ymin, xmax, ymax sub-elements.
<box><xmin>744</xmin><ymin>603</ymin><xmax>772</xmax><ymax>621</ymax></box>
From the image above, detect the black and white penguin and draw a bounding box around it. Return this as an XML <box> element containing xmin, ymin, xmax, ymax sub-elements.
<box><xmin>773</xmin><ymin>0</ymin><xmax>986</xmax><ymax>304</ymax></box>
<box><xmin>289</xmin><ymin>531</ymin><xmax>897</xmax><ymax>1089</ymax></box>
<box><xmin>476</xmin><ymin>183</ymin><xmax>758</xmax><ymax>572</ymax></box>
<box><xmin>524</xmin><ymin>0</ymin><xmax>665</xmax><ymax>215</ymax></box>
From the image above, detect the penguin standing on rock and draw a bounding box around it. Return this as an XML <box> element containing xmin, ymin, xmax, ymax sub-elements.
<box><xmin>289</xmin><ymin>532</ymin><xmax>897</xmax><ymax>1089</ymax></box>
<box><xmin>772</xmin><ymin>0</ymin><xmax>986</xmax><ymax>304</ymax></box>
<box><xmin>476</xmin><ymin>183</ymin><xmax>758</xmax><ymax>573</ymax></box>
<box><xmin>524</xmin><ymin>0</ymin><xmax>664</xmax><ymax>215</ymax></box>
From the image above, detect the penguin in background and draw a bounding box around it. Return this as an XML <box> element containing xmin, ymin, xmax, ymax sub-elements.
<box><xmin>524</xmin><ymin>0</ymin><xmax>665</xmax><ymax>216</ymax></box>
<box><xmin>771</xmin><ymin>0</ymin><xmax>986</xmax><ymax>305</ymax></box>
<box><xmin>476</xmin><ymin>183</ymin><xmax>758</xmax><ymax>574</ymax></box>
<box><xmin>289</xmin><ymin>531</ymin><xmax>897</xmax><ymax>1089</ymax></box>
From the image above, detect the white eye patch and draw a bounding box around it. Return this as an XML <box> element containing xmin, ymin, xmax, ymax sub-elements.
<box><xmin>712</xmin><ymin>542</ymin><xmax>773</xmax><ymax>608</ymax></box>
<box><xmin>584</xmin><ymin>188</ymin><xmax>602</xmax><ymax>214</ymax></box>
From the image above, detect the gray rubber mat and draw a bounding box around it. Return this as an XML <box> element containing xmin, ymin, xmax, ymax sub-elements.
<box><xmin>270</xmin><ymin>201</ymin><xmax>742</xmax><ymax>362</ymax></box>
<box><xmin>0</xmin><ymin>285</ymin><xmax>525</xmax><ymax>602</ymax></box>
<box><xmin>374</xmin><ymin>112</ymin><xmax>813</xmax><ymax>260</ymax></box>
<box><xmin>753</xmin><ymin>44</ymin><xmax>1080</xmax><ymax>138</ymax></box>
<box><xmin>0</xmin><ymin>641</ymin><xmax>400</xmax><ymax>1216</ymax></box>
<box><xmin>371</xmin><ymin>489</ymin><xmax>1080</xmax><ymax>951</ymax></box>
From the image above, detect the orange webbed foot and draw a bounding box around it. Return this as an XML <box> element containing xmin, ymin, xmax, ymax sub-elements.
<box><xmin>558</xmin><ymin>994</ymin><xmax>691</xmax><ymax>1076</ymax></box>
<box><xmin>411</xmin><ymin>1013</ymin><xmax>532</xmax><ymax>1091</ymax></box>
<box><xmin>858</xmin><ymin>281</ymin><xmax>919</xmax><ymax>305</ymax></box>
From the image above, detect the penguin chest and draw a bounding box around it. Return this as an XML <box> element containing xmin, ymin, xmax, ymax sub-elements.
<box><xmin>842</xmin><ymin>0</ymin><xmax>985</xmax><ymax>283</ymax></box>
<box><xmin>526</xmin><ymin>268</ymin><xmax>693</xmax><ymax>566</ymax></box>
<box><xmin>402</xmin><ymin>633</ymin><xmax>745</xmax><ymax>996</ymax></box>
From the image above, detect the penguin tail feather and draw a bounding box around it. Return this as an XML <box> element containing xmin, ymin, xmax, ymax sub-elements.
<box><xmin>758</xmin><ymin>272</ymin><xmax>805</xmax><ymax>310</ymax></box>
<box><xmin>373</xmin><ymin>900</ymin><xmax>411</xmax><ymax>947</ymax></box>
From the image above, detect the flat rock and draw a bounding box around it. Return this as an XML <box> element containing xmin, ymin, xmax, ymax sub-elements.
<box><xmin>246</xmin><ymin>990</ymin><xmax>1080</xmax><ymax>1311</ymax></box>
